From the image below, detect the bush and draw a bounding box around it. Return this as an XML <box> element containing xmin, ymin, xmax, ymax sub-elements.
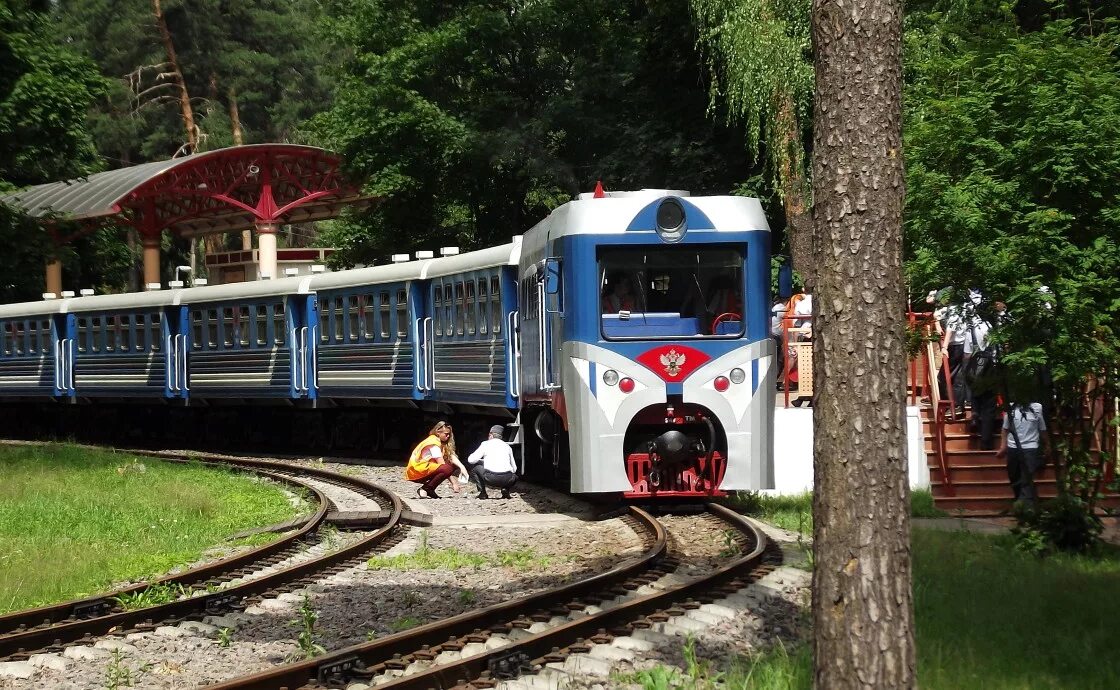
<box><xmin>1011</xmin><ymin>494</ymin><xmax>1103</xmax><ymax>555</ymax></box>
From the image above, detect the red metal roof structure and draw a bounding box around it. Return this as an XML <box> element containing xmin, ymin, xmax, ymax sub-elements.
<box><xmin>0</xmin><ymin>144</ymin><xmax>366</xmax><ymax>292</ymax></box>
<box><xmin>1</xmin><ymin>144</ymin><xmax>365</xmax><ymax>241</ymax></box>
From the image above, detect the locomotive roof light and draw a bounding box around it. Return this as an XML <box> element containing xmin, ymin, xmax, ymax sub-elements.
<box><xmin>655</xmin><ymin>197</ymin><xmax>687</xmax><ymax>243</ymax></box>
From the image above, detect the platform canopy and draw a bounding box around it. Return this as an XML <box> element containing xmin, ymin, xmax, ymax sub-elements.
<box><xmin>1</xmin><ymin>144</ymin><xmax>367</xmax><ymax>292</ymax></box>
<box><xmin>1</xmin><ymin>144</ymin><xmax>365</xmax><ymax>239</ymax></box>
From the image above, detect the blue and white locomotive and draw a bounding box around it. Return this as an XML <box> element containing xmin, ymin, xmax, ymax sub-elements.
<box><xmin>0</xmin><ymin>190</ymin><xmax>774</xmax><ymax>498</ymax></box>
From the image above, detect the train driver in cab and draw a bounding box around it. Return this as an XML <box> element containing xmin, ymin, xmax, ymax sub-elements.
<box><xmin>602</xmin><ymin>273</ymin><xmax>637</xmax><ymax>313</ymax></box>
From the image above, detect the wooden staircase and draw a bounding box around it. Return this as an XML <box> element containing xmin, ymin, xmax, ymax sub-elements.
<box><xmin>922</xmin><ymin>407</ymin><xmax>1118</xmax><ymax>515</ymax></box>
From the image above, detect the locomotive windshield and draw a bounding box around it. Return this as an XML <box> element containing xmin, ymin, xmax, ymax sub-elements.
<box><xmin>599</xmin><ymin>246</ymin><xmax>744</xmax><ymax>339</ymax></box>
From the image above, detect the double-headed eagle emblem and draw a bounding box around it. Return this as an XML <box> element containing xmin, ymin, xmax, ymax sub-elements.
<box><xmin>660</xmin><ymin>349</ymin><xmax>687</xmax><ymax>377</ymax></box>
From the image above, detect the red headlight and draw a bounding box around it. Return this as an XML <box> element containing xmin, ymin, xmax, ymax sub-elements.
<box><xmin>714</xmin><ymin>376</ymin><xmax>730</xmax><ymax>392</ymax></box>
<box><xmin>619</xmin><ymin>377</ymin><xmax>635</xmax><ymax>393</ymax></box>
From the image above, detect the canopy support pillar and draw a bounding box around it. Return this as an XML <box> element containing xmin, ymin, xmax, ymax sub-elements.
<box><xmin>45</xmin><ymin>259</ymin><xmax>62</xmax><ymax>296</ymax></box>
<box><xmin>142</xmin><ymin>233</ymin><xmax>161</xmax><ymax>288</ymax></box>
<box><xmin>256</xmin><ymin>221</ymin><xmax>278</xmax><ymax>279</ymax></box>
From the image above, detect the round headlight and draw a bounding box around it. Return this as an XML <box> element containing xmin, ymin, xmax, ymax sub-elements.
<box><xmin>729</xmin><ymin>368</ymin><xmax>746</xmax><ymax>384</ymax></box>
<box><xmin>655</xmin><ymin>198</ymin><xmax>686</xmax><ymax>243</ymax></box>
<box><xmin>602</xmin><ymin>369</ymin><xmax>619</xmax><ymax>386</ymax></box>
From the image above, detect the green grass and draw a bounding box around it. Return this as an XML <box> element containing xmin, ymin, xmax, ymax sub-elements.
<box><xmin>367</xmin><ymin>530</ymin><xmax>557</xmax><ymax>572</ymax></box>
<box><xmin>910</xmin><ymin>488</ymin><xmax>947</xmax><ymax>518</ymax></box>
<box><xmin>731</xmin><ymin>491</ymin><xmax>813</xmax><ymax>534</ymax></box>
<box><xmin>733</xmin><ymin>489</ymin><xmax>947</xmax><ymax>533</ymax></box>
<box><xmin>0</xmin><ymin>443</ymin><xmax>301</xmax><ymax>613</ymax></box>
<box><xmin>676</xmin><ymin>529</ymin><xmax>1120</xmax><ymax>689</ymax></box>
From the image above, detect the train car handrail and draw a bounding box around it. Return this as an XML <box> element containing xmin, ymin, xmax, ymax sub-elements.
<box><xmin>413</xmin><ymin>317</ymin><xmax>426</xmax><ymax>391</ymax></box>
<box><xmin>507</xmin><ymin>310</ymin><xmax>520</xmax><ymax>399</ymax></box>
<box><xmin>423</xmin><ymin>317</ymin><xmax>435</xmax><ymax>390</ymax></box>
<box><xmin>298</xmin><ymin>326</ymin><xmax>309</xmax><ymax>392</ymax></box>
<box><xmin>177</xmin><ymin>334</ymin><xmax>189</xmax><ymax>391</ymax></box>
<box><xmin>53</xmin><ymin>338</ymin><xmax>62</xmax><ymax>390</ymax></box>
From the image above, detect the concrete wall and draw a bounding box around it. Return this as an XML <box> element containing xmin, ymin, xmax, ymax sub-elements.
<box><xmin>768</xmin><ymin>406</ymin><xmax>930</xmax><ymax>495</ymax></box>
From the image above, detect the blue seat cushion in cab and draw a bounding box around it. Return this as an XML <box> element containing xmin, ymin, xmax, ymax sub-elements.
<box><xmin>602</xmin><ymin>313</ymin><xmax>701</xmax><ymax>338</ymax></box>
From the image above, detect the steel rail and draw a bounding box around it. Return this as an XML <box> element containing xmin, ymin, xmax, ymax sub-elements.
<box><xmin>0</xmin><ymin>454</ymin><xmax>403</xmax><ymax>659</ymax></box>
<box><xmin>0</xmin><ymin>463</ymin><xmax>331</xmax><ymax>637</ymax></box>
<box><xmin>371</xmin><ymin>503</ymin><xmax>768</xmax><ymax>690</ymax></box>
<box><xmin>206</xmin><ymin>506</ymin><xmax>668</xmax><ymax>690</ymax></box>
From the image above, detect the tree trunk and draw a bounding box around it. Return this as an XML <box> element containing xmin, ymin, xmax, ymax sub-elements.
<box><xmin>810</xmin><ymin>0</ymin><xmax>915</xmax><ymax>688</ymax></box>
<box><xmin>229</xmin><ymin>88</ymin><xmax>243</xmax><ymax>146</ymax></box>
<box><xmin>775</xmin><ymin>90</ymin><xmax>813</xmax><ymax>290</ymax></box>
<box><xmin>151</xmin><ymin>0</ymin><xmax>197</xmax><ymax>153</ymax></box>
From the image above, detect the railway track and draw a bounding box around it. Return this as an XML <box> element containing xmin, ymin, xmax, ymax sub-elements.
<box><xmin>207</xmin><ymin>504</ymin><xmax>774</xmax><ymax>690</ymax></box>
<box><xmin>0</xmin><ymin>451</ymin><xmax>407</xmax><ymax>661</ymax></box>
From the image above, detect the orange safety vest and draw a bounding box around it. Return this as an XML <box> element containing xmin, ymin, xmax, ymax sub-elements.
<box><xmin>405</xmin><ymin>435</ymin><xmax>444</xmax><ymax>481</ymax></box>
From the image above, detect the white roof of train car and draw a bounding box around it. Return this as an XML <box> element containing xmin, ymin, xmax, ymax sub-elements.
<box><xmin>0</xmin><ymin>240</ymin><xmax>522</xmax><ymax>319</ymax></box>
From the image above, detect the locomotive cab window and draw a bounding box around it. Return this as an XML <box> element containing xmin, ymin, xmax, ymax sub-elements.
<box><xmin>599</xmin><ymin>246</ymin><xmax>745</xmax><ymax>339</ymax></box>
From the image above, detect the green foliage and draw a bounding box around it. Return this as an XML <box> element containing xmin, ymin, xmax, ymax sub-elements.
<box><xmin>105</xmin><ymin>648</ymin><xmax>135</xmax><ymax>690</ymax></box>
<box><xmin>293</xmin><ymin>593</ymin><xmax>325</xmax><ymax>659</ymax></box>
<box><xmin>457</xmin><ymin>588</ymin><xmax>475</xmax><ymax>606</ymax></box>
<box><xmin>904</xmin><ymin>7</ymin><xmax>1120</xmax><ymax>521</ymax></box>
<box><xmin>690</xmin><ymin>0</ymin><xmax>813</xmax><ymax>195</ymax></box>
<box><xmin>910</xmin><ymin>489</ymin><xmax>947</xmax><ymax>518</ymax></box>
<box><xmin>314</xmin><ymin>0</ymin><xmax>757</xmax><ymax>265</ymax></box>
<box><xmin>1012</xmin><ymin>494</ymin><xmax>1104</xmax><ymax>555</ymax></box>
<box><xmin>0</xmin><ymin>3</ymin><xmax>107</xmax><ymax>186</ymax></box>
<box><xmin>389</xmin><ymin>616</ymin><xmax>421</xmax><ymax>632</ymax></box>
<box><xmin>113</xmin><ymin>582</ymin><xmax>188</xmax><ymax>611</ymax></box>
<box><xmin>216</xmin><ymin>626</ymin><xmax>233</xmax><ymax>648</ymax></box>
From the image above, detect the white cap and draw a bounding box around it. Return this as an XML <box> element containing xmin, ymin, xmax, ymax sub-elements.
<box><xmin>414</xmin><ymin>250</ymin><xmax>434</xmax><ymax>260</ymax></box>
<box><xmin>168</xmin><ymin>280</ymin><xmax>184</xmax><ymax>288</ymax></box>
<box><xmin>284</xmin><ymin>267</ymin><xmax>299</xmax><ymax>276</ymax></box>
<box><xmin>310</xmin><ymin>264</ymin><xmax>326</xmax><ymax>273</ymax></box>
<box><xmin>145</xmin><ymin>283</ymin><xmax>161</xmax><ymax>291</ymax></box>
<box><xmin>60</xmin><ymin>290</ymin><xmax>75</xmax><ymax>298</ymax></box>
<box><xmin>193</xmin><ymin>278</ymin><xmax>208</xmax><ymax>286</ymax></box>
<box><xmin>391</xmin><ymin>254</ymin><xmax>410</xmax><ymax>263</ymax></box>
<box><xmin>439</xmin><ymin>247</ymin><xmax>460</xmax><ymax>256</ymax></box>
<box><xmin>79</xmin><ymin>289</ymin><xmax>95</xmax><ymax>297</ymax></box>
<box><xmin>42</xmin><ymin>292</ymin><xmax>57</xmax><ymax>300</ymax></box>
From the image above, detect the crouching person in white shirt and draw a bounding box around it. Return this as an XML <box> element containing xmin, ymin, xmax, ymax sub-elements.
<box><xmin>467</xmin><ymin>425</ymin><xmax>518</xmax><ymax>499</ymax></box>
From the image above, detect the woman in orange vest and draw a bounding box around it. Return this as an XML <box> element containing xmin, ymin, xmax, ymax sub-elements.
<box><xmin>405</xmin><ymin>421</ymin><xmax>459</xmax><ymax>499</ymax></box>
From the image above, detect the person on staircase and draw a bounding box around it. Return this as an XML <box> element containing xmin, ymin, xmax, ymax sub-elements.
<box><xmin>996</xmin><ymin>402</ymin><xmax>1049</xmax><ymax>509</ymax></box>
